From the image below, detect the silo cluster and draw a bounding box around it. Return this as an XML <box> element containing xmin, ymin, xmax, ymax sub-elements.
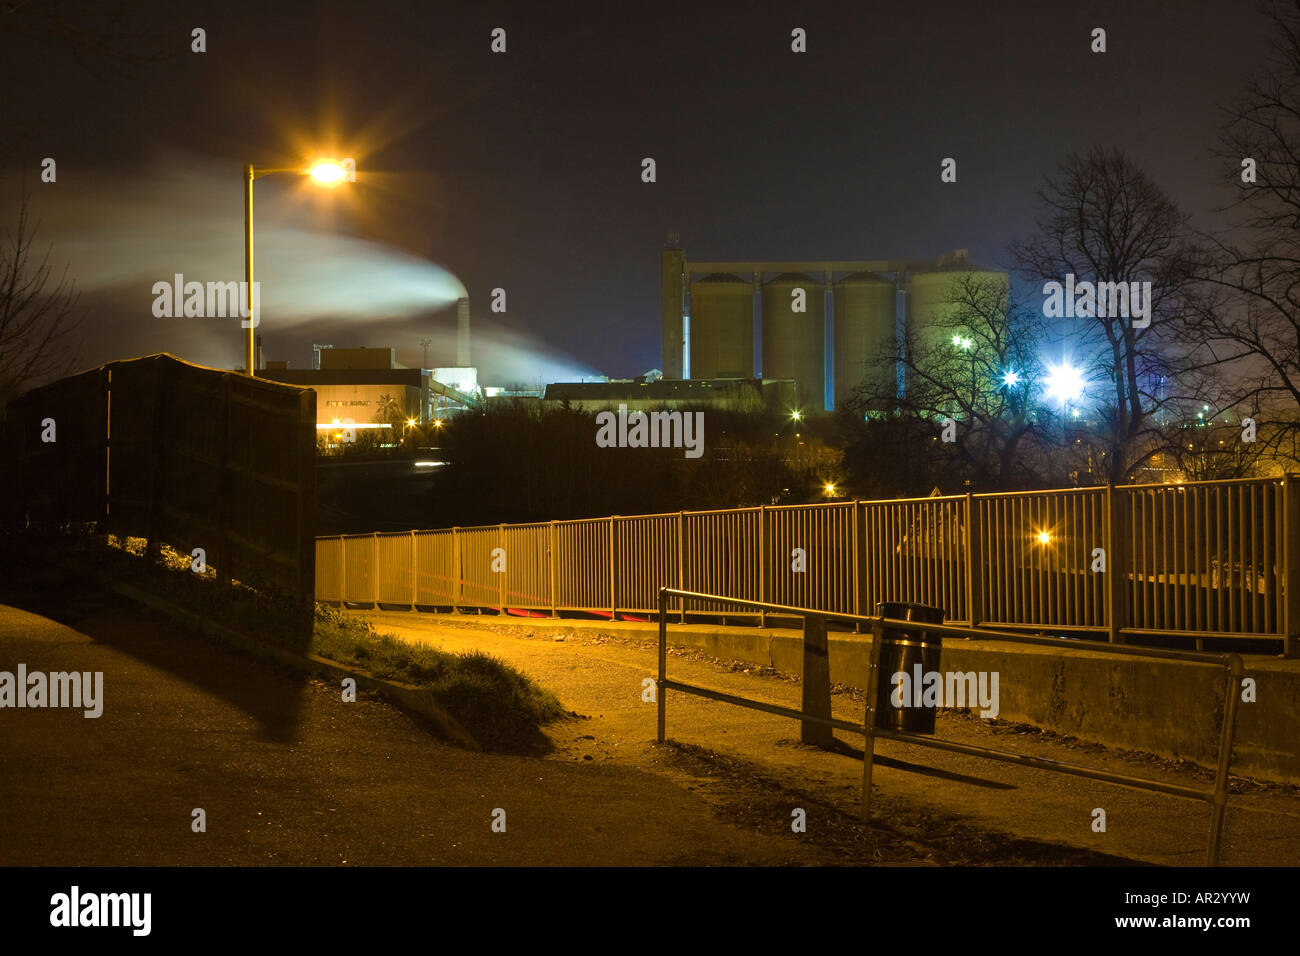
<box><xmin>660</xmin><ymin>243</ymin><xmax>1006</xmax><ymax>411</ymax></box>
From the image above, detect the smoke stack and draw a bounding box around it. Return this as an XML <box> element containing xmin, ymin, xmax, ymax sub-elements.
<box><xmin>255</xmin><ymin>335</ymin><xmax>264</xmax><ymax>373</ymax></box>
<box><xmin>457</xmin><ymin>297</ymin><xmax>470</xmax><ymax>367</ymax></box>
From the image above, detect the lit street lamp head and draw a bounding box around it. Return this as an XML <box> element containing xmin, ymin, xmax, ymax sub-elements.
<box><xmin>307</xmin><ymin>159</ymin><xmax>349</xmax><ymax>186</ymax></box>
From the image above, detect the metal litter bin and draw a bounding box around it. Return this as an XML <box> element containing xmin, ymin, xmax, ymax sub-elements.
<box><xmin>874</xmin><ymin>601</ymin><xmax>945</xmax><ymax>733</ymax></box>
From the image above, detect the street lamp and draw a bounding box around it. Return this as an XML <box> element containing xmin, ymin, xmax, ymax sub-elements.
<box><xmin>243</xmin><ymin>158</ymin><xmax>354</xmax><ymax>375</ymax></box>
<box><xmin>1045</xmin><ymin>362</ymin><xmax>1084</xmax><ymax>418</ymax></box>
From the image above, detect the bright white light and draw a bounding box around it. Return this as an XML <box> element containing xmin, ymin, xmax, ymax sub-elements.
<box><xmin>1002</xmin><ymin>370</ymin><xmax>1021</xmax><ymax>387</ymax></box>
<box><xmin>1045</xmin><ymin>363</ymin><xmax>1084</xmax><ymax>406</ymax></box>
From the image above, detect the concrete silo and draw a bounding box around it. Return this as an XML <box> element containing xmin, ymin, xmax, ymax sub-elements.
<box><xmin>905</xmin><ymin>267</ymin><xmax>1009</xmax><ymax>353</ymax></box>
<box><xmin>689</xmin><ymin>273</ymin><xmax>754</xmax><ymax>379</ymax></box>
<box><xmin>762</xmin><ymin>272</ymin><xmax>825</xmax><ymax>410</ymax></box>
<box><xmin>832</xmin><ymin>272</ymin><xmax>896</xmax><ymax>407</ymax></box>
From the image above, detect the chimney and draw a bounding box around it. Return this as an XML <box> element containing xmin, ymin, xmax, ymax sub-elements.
<box><xmin>457</xmin><ymin>297</ymin><xmax>471</xmax><ymax>367</ymax></box>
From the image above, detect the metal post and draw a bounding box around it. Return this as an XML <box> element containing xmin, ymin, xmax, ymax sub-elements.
<box><xmin>677</xmin><ymin>511</ymin><xmax>686</xmax><ymax>624</ymax></box>
<box><xmin>861</xmin><ymin>616</ymin><xmax>885</xmax><ymax>820</ymax></box>
<box><xmin>452</xmin><ymin>527</ymin><xmax>461</xmax><ymax>609</ymax></box>
<box><xmin>1284</xmin><ymin>475</ymin><xmax>1300</xmax><ymax>658</ymax></box>
<box><xmin>371</xmin><ymin>531</ymin><xmax>379</xmax><ymax>608</ymax></box>
<box><xmin>657</xmin><ymin>588</ymin><xmax>667</xmax><ymax>743</ymax></box>
<box><xmin>410</xmin><ymin>529</ymin><xmax>418</xmax><ymax>609</ymax></box>
<box><xmin>609</xmin><ymin>516</ymin><xmax>618</xmax><ymax>620</ymax></box>
<box><xmin>1106</xmin><ymin>483</ymin><xmax>1130</xmax><ymax>644</ymax></box>
<box><xmin>549</xmin><ymin>520</ymin><xmax>558</xmax><ymax>618</ymax></box>
<box><xmin>801</xmin><ymin>613</ymin><xmax>833</xmax><ymax>747</ymax></box>
<box><xmin>244</xmin><ymin>163</ymin><xmax>256</xmax><ymax>376</ymax></box>
<box><xmin>499</xmin><ymin>523</ymin><xmax>506</xmax><ymax>612</ymax></box>
<box><xmin>966</xmin><ymin>493</ymin><xmax>982</xmax><ymax>627</ymax></box>
<box><xmin>758</xmin><ymin>505</ymin><xmax>767</xmax><ymax>628</ymax></box>
<box><xmin>1206</xmin><ymin>654</ymin><xmax>1244</xmax><ymax>865</ymax></box>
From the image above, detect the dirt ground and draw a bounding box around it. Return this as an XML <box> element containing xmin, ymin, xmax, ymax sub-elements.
<box><xmin>356</xmin><ymin>609</ymin><xmax>1300</xmax><ymax>866</ymax></box>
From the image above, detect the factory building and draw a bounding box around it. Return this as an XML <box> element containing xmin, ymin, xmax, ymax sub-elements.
<box><xmin>660</xmin><ymin>241</ymin><xmax>1008</xmax><ymax>411</ymax></box>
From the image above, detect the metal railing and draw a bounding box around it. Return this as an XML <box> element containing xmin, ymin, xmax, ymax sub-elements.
<box><xmin>316</xmin><ymin>475</ymin><xmax>1300</xmax><ymax>655</ymax></box>
<box><xmin>654</xmin><ymin>588</ymin><xmax>1245</xmax><ymax>866</ymax></box>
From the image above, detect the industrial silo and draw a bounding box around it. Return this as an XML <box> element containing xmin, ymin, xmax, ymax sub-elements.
<box><xmin>832</xmin><ymin>272</ymin><xmax>896</xmax><ymax>407</ymax></box>
<box><xmin>762</xmin><ymin>272</ymin><xmax>825</xmax><ymax>410</ymax></box>
<box><xmin>905</xmin><ymin>267</ymin><xmax>1009</xmax><ymax>354</ymax></box>
<box><xmin>689</xmin><ymin>273</ymin><xmax>754</xmax><ymax>379</ymax></box>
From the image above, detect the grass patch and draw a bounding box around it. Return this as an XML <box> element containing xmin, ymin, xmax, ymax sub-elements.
<box><xmin>313</xmin><ymin>604</ymin><xmax>566</xmax><ymax>752</ymax></box>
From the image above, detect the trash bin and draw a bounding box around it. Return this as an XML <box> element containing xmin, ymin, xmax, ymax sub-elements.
<box><xmin>874</xmin><ymin>601</ymin><xmax>946</xmax><ymax>733</ymax></box>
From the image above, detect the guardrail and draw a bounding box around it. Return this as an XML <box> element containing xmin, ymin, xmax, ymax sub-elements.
<box><xmin>654</xmin><ymin>587</ymin><xmax>1245</xmax><ymax>866</ymax></box>
<box><xmin>316</xmin><ymin>474</ymin><xmax>1300</xmax><ymax>655</ymax></box>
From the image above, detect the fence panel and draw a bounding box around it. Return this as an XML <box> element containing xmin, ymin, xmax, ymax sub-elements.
<box><xmin>342</xmin><ymin>534</ymin><xmax>377</xmax><ymax>605</ymax></box>
<box><xmin>614</xmin><ymin>513</ymin><xmax>679</xmax><ymax>614</ymax></box>
<box><xmin>766</xmin><ymin>502</ymin><xmax>856</xmax><ymax>614</ymax></box>
<box><xmin>316</xmin><ymin>536</ymin><xmax>343</xmax><ymax>602</ymax></box>
<box><xmin>976</xmin><ymin>488</ymin><xmax>1106</xmax><ymax>630</ymax></box>
<box><xmin>1124</xmin><ymin>480</ymin><xmax>1281</xmax><ymax>636</ymax></box>
<box><xmin>458</xmin><ymin>526</ymin><xmax>502</xmax><ymax>608</ymax></box>
<box><xmin>681</xmin><ymin>508</ymin><xmax>762</xmax><ymax>615</ymax></box>
<box><xmin>414</xmin><ymin>530</ymin><xmax>458</xmax><ymax>605</ymax></box>
<box><xmin>375</xmin><ymin>532</ymin><xmax>414</xmax><ymax>605</ymax></box>
<box><xmin>502</xmin><ymin>523</ymin><xmax>551</xmax><ymax>610</ymax></box>
<box><xmin>860</xmin><ymin>495</ymin><xmax>968</xmax><ymax>622</ymax></box>
<box><xmin>554</xmin><ymin>518</ymin><xmax>610</xmax><ymax>611</ymax></box>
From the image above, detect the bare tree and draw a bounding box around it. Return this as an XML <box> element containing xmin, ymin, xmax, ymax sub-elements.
<box><xmin>0</xmin><ymin>186</ymin><xmax>81</xmax><ymax>413</ymax></box>
<box><xmin>1011</xmin><ymin>147</ymin><xmax>1201</xmax><ymax>483</ymax></box>
<box><xmin>1188</xmin><ymin>0</ymin><xmax>1300</xmax><ymax>462</ymax></box>
<box><xmin>847</xmin><ymin>272</ymin><xmax>1059</xmax><ymax>491</ymax></box>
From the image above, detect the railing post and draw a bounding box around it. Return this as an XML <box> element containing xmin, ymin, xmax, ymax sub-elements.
<box><xmin>452</xmin><ymin>527</ymin><xmax>461</xmax><ymax>609</ymax></box>
<box><xmin>549</xmin><ymin>520</ymin><xmax>558</xmax><ymax>618</ymax></box>
<box><xmin>1206</xmin><ymin>654</ymin><xmax>1244</xmax><ymax>865</ymax></box>
<box><xmin>758</xmin><ymin>505</ymin><xmax>767</xmax><ymax>628</ymax></box>
<box><xmin>861</xmin><ymin>615</ymin><xmax>885</xmax><ymax>821</ymax></box>
<box><xmin>801</xmin><ymin>613</ymin><xmax>833</xmax><ymax>747</ymax></box>
<box><xmin>371</xmin><ymin>531</ymin><xmax>379</xmax><ymax>608</ymax></box>
<box><xmin>410</xmin><ymin>529</ymin><xmax>418</xmax><ymax>610</ymax></box>
<box><xmin>1284</xmin><ymin>475</ymin><xmax>1300</xmax><ymax>658</ymax></box>
<box><xmin>677</xmin><ymin>511</ymin><xmax>686</xmax><ymax>624</ymax></box>
<box><xmin>339</xmin><ymin>535</ymin><xmax>346</xmax><ymax>606</ymax></box>
<box><xmin>609</xmin><ymin>516</ymin><xmax>618</xmax><ymax>620</ymax></box>
<box><xmin>854</xmin><ymin>500</ymin><xmax>865</xmax><ymax>633</ymax></box>
<box><xmin>499</xmin><ymin>523</ymin><xmax>506</xmax><ymax>612</ymax></box>
<box><xmin>657</xmin><ymin>588</ymin><xmax>667</xmax><ymax>743</ymax></box>
<box><xmin>966</xmin><ymin>493</ymin><xmax>982</xmax><ymax>628</ymax></box>
<box><xmin>1107</xmin><ymin>484</ymin><xmax>1130</xmax><ymax>644</ymax></box>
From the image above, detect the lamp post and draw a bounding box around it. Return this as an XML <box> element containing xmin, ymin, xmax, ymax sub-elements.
<box><xmin>243</xmin><ymin>159</ymin><xmax>352</xmax><ymax>375</ymax></box>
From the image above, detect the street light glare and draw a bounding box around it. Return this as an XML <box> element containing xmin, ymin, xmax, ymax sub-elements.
<box><xmin>1045</xmin><ymin>362</ymin><xmax>1084</xmax><ymax>405</ymax></box>
<box><xmin>1036</xmin><ymin>530</ymin><xmax>1052</xmax><ymax>545</ymax></box>
<box><xmin>308</xmin><ymin>159</ymin><xmax>348</xmax><ymax>186</ymax></box>
<box><xmin>1002</xmin><ymin>370</ymin><xmax>1021</xmax><ymax>387</ymax></box>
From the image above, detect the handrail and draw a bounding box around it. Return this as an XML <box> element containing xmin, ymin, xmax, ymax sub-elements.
<box><xmin>654</xmin><ymin>587</ymin><xmax>1244</xmax><ymax>866</ymax></box>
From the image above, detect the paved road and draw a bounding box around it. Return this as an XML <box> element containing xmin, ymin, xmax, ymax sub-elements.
<box><xmin>358</xmin><ymin>610</ymin><xmax>1300</xmax><ymax>867</ymax></box>
<box><xmin>0</xmin><ymin>587</ymin><xmax>831</xmax><ymax>866</ymax></box>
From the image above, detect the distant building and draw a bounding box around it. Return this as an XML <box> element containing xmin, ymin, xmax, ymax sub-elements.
<box><xmin>542</xmin><ymin>377</ymin><xmax>795</xmax><ymax>414</ymax></box>
<box><xmin>661</xmin><ymin>242</ymin><xmax>1005</xmax><ymax>411</ymax></box>
<box><xmin>258</xmin><ymin>346</ymin><xmax>480</xmax><ymax>432</ymax></box>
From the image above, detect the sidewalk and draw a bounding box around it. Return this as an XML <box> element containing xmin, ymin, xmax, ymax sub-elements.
<box><xmin>356</xmin><ymin>609</ymin><xmax>1300</xmax><ymax>866</ymax></box>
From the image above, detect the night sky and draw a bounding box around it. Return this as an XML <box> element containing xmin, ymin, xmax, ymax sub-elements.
<box><xmin>0</xmin><ymin>0</ymin><xmax>1273</xmax><ymax>386</ymax></box>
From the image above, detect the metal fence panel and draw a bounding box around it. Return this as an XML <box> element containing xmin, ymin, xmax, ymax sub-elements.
<box><xmin>555</xmin><ymin>518</ymin><xmax>610</xmax><ymax>610</ymax></box>
<box><xmin>614</xmin><ymin>513</ymin><xmax>679</xmax><ymax>614</ymax></box>
<box><xmin>414</xmin><ymin>530</ymin><xmax>458</xmax><ymax>605</ymax></box>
